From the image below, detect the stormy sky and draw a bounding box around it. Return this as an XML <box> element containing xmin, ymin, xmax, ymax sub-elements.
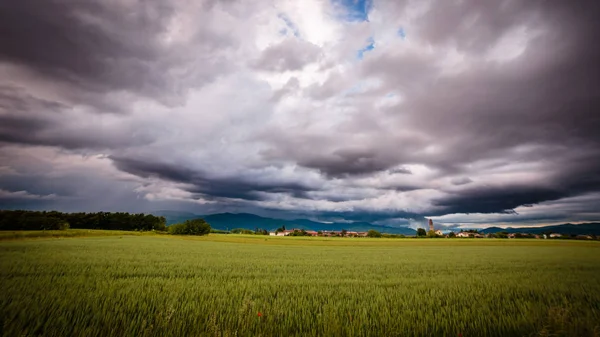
<box><xmin>1</xmin><ymin>0</ymin><xmax>599</xmax><ymax>228</ymax></box>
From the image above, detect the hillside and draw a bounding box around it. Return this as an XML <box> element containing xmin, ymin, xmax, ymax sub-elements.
<box><xmin>480</xmin><ymin>223</ymin><xmax>600</xmax><ymax>236</ymax></box>
<box><xmin>153</xmin><ymin>211</ymin><xmax>600</xmax><ymax>236</ymax></box>
<box><xmin>152</xmin><ymin>211</ymin><xmax>416</xmax><ymax>235</ymax></box>
<box><xmin>153</xmin><ymin>210</ymin><xmax>200</xmax><ymax>225</ymax></box>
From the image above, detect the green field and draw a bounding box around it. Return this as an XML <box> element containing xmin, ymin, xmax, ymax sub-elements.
<box><xmin>1</xmin><ymin>234</ymin><xmax>599</xmax><ymax>336</ymax></box>
<box><xmin>0</xmin><ymin>229</ymin><xmax>153</xmax><ymax>241</ymax></box>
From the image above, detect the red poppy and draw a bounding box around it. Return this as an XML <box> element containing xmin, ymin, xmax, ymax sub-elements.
<box><xmin>458</xmin><ymin>334</ymin><xmax>462</xmax><ymax>337</ymax></box>
<box><xmin>257</xmin><ymin>312</ymin><xmax>262</xmax><ymax>317</ymax></box>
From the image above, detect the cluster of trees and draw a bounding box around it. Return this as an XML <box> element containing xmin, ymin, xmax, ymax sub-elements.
<box><xmin>231</xmin><ymin>228</ymin><xmax>255</xmax><ymax>234</ymax></box>
<box><xmin>231</xmin><ymin>228</ymin><xmax>269</xmax><ymax>235</ymax></box>
<box><xmin>367</xmin><ymin>229</ymin><xmax>382</xmax><ymax>237</ymax></box>
<box><xmin>490</xmin><ymin>231</ymin><xmax>509</xmax><ymax>238</ymax></box>
<box><xmin>427</xmin><ymin>230</ymin><xmax>439</xmax><ymax>238</ymax></box>
<box><xmin>383</xmin><ymin>233</ymin><xmax>407</xmax><ymax>238</ymax></box>
<box><xmin>287</xmin><ymin>229</ymin><xmax>312</xmax><ymax>236</ymax></box>
<box><xmin>415</xmin><ymin>228</ymin><xmax>458</xmax><ymax>238</ymax></box>
<box><xmin>0</xmin><ymin>210</ymin><xmax>166</xmax><ymax>231</ymax></box>
<box><xmin>0</xmin><ymin>212</ymin><xmax>69</xmax><ymax>231</ymax></box>
<box><xmin>167</xmin><ymin>219</ymin><xmax>211</xmax><ymax>236</ymax></box>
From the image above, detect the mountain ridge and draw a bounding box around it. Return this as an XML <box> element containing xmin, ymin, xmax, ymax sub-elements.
<box><xmin>153</xmin><ymin>211</ymin><xmax>600</xmax><ymax>236</ymax></box>
<box><xmin>152</xmin><ymin>211</ymin><xmax>417</xmax><ymax>235</ymax></box>
<box><xmin>479</xmin><ymin>222</ymin><xmax>600</xmax><ymax>236</ymax></box>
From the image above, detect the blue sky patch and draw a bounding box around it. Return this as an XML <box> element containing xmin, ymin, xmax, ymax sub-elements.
<box><xmin>332</xmin><ymin>0</ymin><xmax>373</xmax><ymax>22</ymax></box>
<box><xmin>357</xmin><ymin>37</ymin><xmax>375</xmax><ymax>59</ymax></box>
<box><xmin>278</xmin><ymin>13</ymin><xmax>300</xmax><ymax>37</ymax></box>
<box><xmin>397</xmin><ymin>27</ymin><xmax>406</xmax><ymax>39</ymax></box>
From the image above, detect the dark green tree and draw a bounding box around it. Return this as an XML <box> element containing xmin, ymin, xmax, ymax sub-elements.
<box><xmin>168</xmin><ymin>218</ymin><xmax>211</xmax><ymax>236</ymax></box>
<box><xmin>416</xmin><ymin>228</ymin><xmax>427</xmax><ymax>237</ymax></box>
<box><xmin>495</xmin><ymin>232</ymin><xmax>509</xmax><ymax>239</ymax></box>
<box><xmin>0</xmin><ymin>210</ymin><xmax>166</xmax><ymax>231</ymax></box>
<box><xmin>367</xmin><ymin>229</ymin><xmax>382</xmax><ymax>238</ymax></box>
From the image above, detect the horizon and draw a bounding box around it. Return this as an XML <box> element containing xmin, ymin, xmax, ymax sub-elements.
<box><xmin>5</xmin><ymin>209</ymin><xmax>600</xmax><ymax>235</ymax></box>
<box><xmin>1</xmin><ymin>0</ymin><xmax>599</xmax><ymax>228</ymax></box>
<box><xmin>8</xmin><ymin>209</ymin><xmax>596</xmax><ymax>231</ymax></box>
<box><xmin>145</xmin><ymin>211</ymin><xmax>600</xmax><ymax>231</ymax></box>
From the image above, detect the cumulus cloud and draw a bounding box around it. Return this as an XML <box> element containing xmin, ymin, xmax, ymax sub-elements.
<box><xmin>254</xmin><ymin>38</ymin><xmax>322</xmax><ymax>72</ymax></box>
<box><xmin>0</xmin><ymin>0</ymin><xmax>599</xmax><ymax>226</ymax></box>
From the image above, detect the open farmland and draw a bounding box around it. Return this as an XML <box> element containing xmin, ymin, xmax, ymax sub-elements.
<box><xmin>1</xmin><ymin>235</ymin><xmax>599</xmax><ymax>337</ymax></box>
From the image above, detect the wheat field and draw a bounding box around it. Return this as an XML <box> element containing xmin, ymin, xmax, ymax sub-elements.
<box><xmin>1</xmin><ymin>234</ymin><xmax>599</xmax><ymax>336</ymax></box>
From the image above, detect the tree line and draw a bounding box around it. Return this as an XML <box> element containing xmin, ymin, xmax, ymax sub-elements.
<box><xmin>0</xmin><ymin>210</ymin><xmax>167</xmax><ymax>231</ymax></box>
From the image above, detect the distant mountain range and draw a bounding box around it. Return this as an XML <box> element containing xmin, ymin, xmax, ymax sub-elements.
<box><xmin>480</xmin><ymin>223</ymin><xmax>600</xmax><ymax>236</ymax></box>
<box><xmin>153</xmin><ymin>211</ymin><xmax>600</xmax><ymax>236</ymax></box>
<box><xmin>152</xmin><ymin>211</ymin><xmax>417</xmax><ymax>235</ymax></box>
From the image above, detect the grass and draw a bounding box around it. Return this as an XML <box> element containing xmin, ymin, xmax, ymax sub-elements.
<box><xmin>0</xmin><ymin>229</ymin><xmax>157</xmax><ymax>241</ymax></box>
<box><xmin>0</xmin><ymin>235</ymin><xmax>599</xmax><ymax>336</ymax></box>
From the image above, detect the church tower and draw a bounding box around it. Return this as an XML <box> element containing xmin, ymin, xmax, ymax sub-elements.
<box><xmin>428</xmin><ymin>219</ymin><xmax>434</xmax><ymax>232</ymax></box>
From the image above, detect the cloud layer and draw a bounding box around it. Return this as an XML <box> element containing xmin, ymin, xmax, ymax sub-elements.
<box><xmin>1</xmin><ymin>0</ymin><xmax>599</xmax><ymax>228</ymax></box>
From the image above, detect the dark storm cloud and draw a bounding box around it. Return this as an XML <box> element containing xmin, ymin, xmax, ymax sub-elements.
<box><xmin>299</xmin><ymin>148</ymin><xmax>393</xmax><ymax>177</ymax></box>
<box><xmin>389</xmin><ymin>0</ymin><xmax>600</xmax><ymax>153</ymax></box>
<box><xmin>0</xmin><ymin>174</ymin><xmax>77</xmax><ymax>200</ymax></box>
<box><xmin>0</xmin><ymin>114</ymin><xmax>52</xmax><ymax>144</ymax></box>
<box><xmin>259</xmin><ymin>126</ymin><xmax>425</xmax><ymax>178</ymax></box>
<box><xmin>0</xmin><ymin>84</ymin><xmax>71</xmax><ymax>147</ymax></box>
<box><xmin>433</xmin><ymin>151</ymin><xmax>600</xmax><ymax>215</ymax></box>
<box><xmin>0</xmin><ymin>0</ymin><xmax>229</xmax><ymax>109</ymax></box>
<box><xmin>0</xmin><ymin>118</ymin><xmax>152</xmax><ymax>150</ymax></box>
<box><xmin>0</xmin><ymin>85</ymin><xmax>67</xmax><ymax>113</ymax></box>
<box><xmin>0</xmin><ymin>159</ymin><xmax>142</xmax><ymax>213</ymax></box>
<box><xmin>432</xmin><ymin>186</ymin><xmax>565</xmax><ymax>215</ymax></box>
<box><xmin>0</xmin><ymin>85</ymin><xmax>153</xmax><ymax>149</ymax></box>
<box><xmin>110</xmin><ymin>157</ymin><xmax>197</xmax><ymax>184</ymax></box>
<box><xmin>110</xmin><ymin>157</ymin><xmax>316</xmax><ymax>201</ymax></box>
<box><xmin>412</xmin><ymin>0</ymin><xmax>542</xmax><ymax>54</ymax></box>
<box><xmin>0</xmin><ymin>195</ymin><xmax>55</xmax><ymax>210</ymax></box>
<box><xmin>305</xmin><ymin>210</ymin><xmax>424</xmax><ymax>224</ymax></box>
<box><xmin>420</xmin><ymin>1</ymin><xmax>600</xmax><ymax>212</ymax></box>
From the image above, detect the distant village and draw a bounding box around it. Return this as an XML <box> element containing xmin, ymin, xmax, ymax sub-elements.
<box><xmin>270</xmin><ymin>229</ymin><xmax>369</xmax><ymax>237</ymax></box>
<box><xmin>269</xmin><ymin>228</ymin><xmax>594</xmax><ymax>240</ymax></box>
<box><xmin>268</xmin><ymin>219</ymin><xmax>597</xmax><ymax>240</ymax></box>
